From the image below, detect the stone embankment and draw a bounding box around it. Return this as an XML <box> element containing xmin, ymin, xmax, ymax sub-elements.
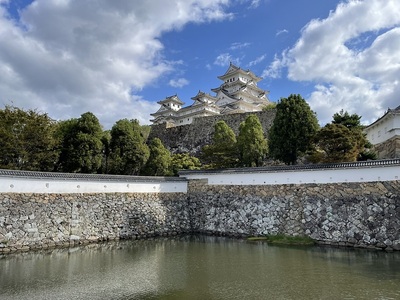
<box><xmin>1</xmin><ymin>160</ymin><xmax>400</xmax><ymax>253</ymax></box>
<box><xmin>188</xmin><ymin>180</ymin><xmax>400</xmax><ymax>251</ymax></box>
<box><xmin>148</xmin><ymin>110</ymin><xmax>275</xmax><ymax>155</ymax></box>
<box><xmin>0</xmin><ymin>192</ymin><xmax>189</xmax><ymax>253</ymax></box>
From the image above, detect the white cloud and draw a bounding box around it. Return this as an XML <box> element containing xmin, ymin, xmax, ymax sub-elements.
<box><xmin>169</xmin><ymin>78</ymin><xmax>190</xmax><ymax>88</ymax></box>
<box><xmin>276</xmin><ymin>29</ymin><xmax>288</xmax><ymax>36</ymax></box>
<box><xmin>229</xmin><ymin>42</ymin><xmax>251</xmax><ymax>50</ymax></box>
<box><xmin>214</xmin><ymin>53</ymin><xmax>241</xmax><ymax>66</ymax></box>
<box><xmin>249</xmin><ymin>0</ymin><xmax>261</xmax><ymax>9</ymax></box>
<box><xmin>270</xmin><ymin>0</ymin><xmax>400</xmax><ymax>125</ymax></box>
<box><xmin>262</xmin><ymin>52</ymin><xmax>287</xmax><ymax>79</ymax></box>
<box><xmin>0</xmin><ymin>0</ymin><xmax>233</xmax><ymax>128</ymax></box>
<box><xmin>248</xmin><ymin>54</ymin><xmax>266</xmax><ymax>67</ymax></box>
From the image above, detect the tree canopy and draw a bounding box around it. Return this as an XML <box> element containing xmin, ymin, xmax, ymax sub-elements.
<box><xmin>237</xmin><ymin>115</ymin><xmax>268</xmax><ymax>167</ymax></box>
<box><xmin>142</xmin><ymin>138</ymin><xmax>172</xmax><ymax>176</ymax></box>
<box><xmin>269</xmin><ymin>94</ymin><xmax>319</xmax><ymax>165</ymax></box>
<box><xmin>57</xmin><ymin>112</ymin><xmax>104</xmax><ymax>173</ymax></box>
<box><xmin>109</xmin><ymin>119</ymin><xmax>149</xmax><ymax>175</ymax></box>
<box><xmin>314</xmin><ymin>110</ymin><xmax>376</xmax><ymax>162</ymax></box>
<box><xmin>332</xmin><ymin>110</ymin><xmax>362</xmax><ymax>129</ymax></box>
<box><xmin>202</xmin><ymin>120</ymin><xmax>238</xmax><ymax>168</ymax></box>
<box><xmin>314</xmin><ymin>123</ymin><xmax>359</xmax><ymax>163</ymax></box>
<box><xmin>0</xmin><ymin>106</ymin><xmax>58</xmax><ymax>171</ymax></box>
<box><xmin>170</xmin><ymin>153</ymin><xmax>201</xmax><ymax>176</ymax></box>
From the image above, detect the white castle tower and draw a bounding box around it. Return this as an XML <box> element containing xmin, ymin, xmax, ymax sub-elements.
<box><xmin>150</xmin><ymin>63</ymin><xmax>271</xmax><ymax>127</ymax></box>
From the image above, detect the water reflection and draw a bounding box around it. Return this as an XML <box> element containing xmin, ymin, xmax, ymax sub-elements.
<box><xmin>1</xmin><ymin>236</ymin><xmax>400</xmax><ymax>300</ymax></box>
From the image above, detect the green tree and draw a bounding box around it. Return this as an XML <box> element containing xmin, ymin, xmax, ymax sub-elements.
<box><xmin>269</xmin><ymin>94</ymin><xmax>319</xmax><ymax>165</ymax></box>
<box><xmin>142</xmin><ymin>138</ymin><xmax>172</xmax><ymax>176</ymax></box>
<box><xmin>237</xmin><ymin>115</ymin><xmax>268</xmax><ymax>167</ymax></box>
<box><xmin>262</xmin><ymin>102</ymin><xmax>277</xmax><ymax>111</ymax></box>
<box><xmin>314</xmin><ymin>123</ymin><xmax>359</xmax><ymax>163</ymax></box>
<box><xmin>57</xmin><ymin>112</ymin><xmax>103</xmax><ymax>173</ymax></box>
<box><xmin>0</xmin><ymin>105</ymin><xmax>58</xmax><ymax>171</ymax></box>
<box><xmin>140</xmin><ymin>125</ymin><xmax>151</xmax><ymax>141</ymax></box>
<box><xmin>332</xmin><ymin>110</ymin><xmax>362</xmax><ymax>129</ymax></box>
<box><xmin>330</xmin><ymin>110</ymin><xmax>376</xmax><ymax>161</ymax></box>
<box><xmin>100</xmin><ymin>130</ymin><xmax>111</xmax><ymax>174</ymax></box>
<box><xmin>109</xmin><ymin>119</ymin><xmax>150</xmax><ymax>175</ymax></box>
<box><xmin>170</xmin><ymin>153</ymin><xmax>201</xmax><ymax>176</ymax></box>
<box><xmin>202</xmin><ymin>120</ymin><xmax>238</xmax><ymax>168</ymax></box>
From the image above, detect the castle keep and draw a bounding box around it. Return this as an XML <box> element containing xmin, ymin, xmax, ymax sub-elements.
<box><xmin>150</xmin><ymin>63</ymin><xmax>271</xmax><ymax>127</ymax></box>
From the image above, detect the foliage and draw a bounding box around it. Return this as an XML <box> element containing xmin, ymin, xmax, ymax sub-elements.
<box><xmin>170</xmin><ymin>153</ymin><xmax>201</xmax><ymax>176</ymax></box>
<box><xmin>237</xmin><ymin>115</ymin><xmax>268</xmax><ymax>167</ymax></box>
<box><xmin>100</xmin><ymin>130</ymin><xmax>111</xmax><ymax>173</ymax></box>
<box><xmin>358</xmin><ymin>148</ymin><xmax>378</xmax><ymax>161</ymax></box>
<box><xmin>57</xmin><ymin>112</ymin><xmax>104</xmax><ymax>173</ymax></box>
<box><xmin>201</xmin><ymin>120</ymin><xmax>238</xmax><ymax>168</ymax></box>
<box><xmin>0</xmin><ymin>105</ymin><xmax>58</xmax><ymax>171</ymax></box>
<box><xmin>109</xmin><ymin>119</ymin><xmax>149</xmax><ymax>175</ymax></box>
<box><xmin>140</xmin><ymin>125</ymin><xmax>151</xmax><ymax>141</ymax></box>
<box><xmin>269</xmin><ymin>94</ymin><xmax>319</xmax><ymax>165</ymax></box>
<box><xmin>332</xmin><ymin>110</ymin><xmax>362</xmax><ymax>129</ymax></box>
<box><xmin>262</xmin><ymin>102</ymin><xmax>277</xmax><ymax>111</ymax></box>
<box><xmin>142</xmin><ymin>138</ymin><xmax>172</xmax><ymax>176</ymax></box>
<box><xmin>314</xmin><ymin>110</ymin><xmax>376</xmax><ymax>163</ymax></box>
<box><xmin>314</xmin><ymin>124</ymin><xmax>359</xmax><ymax>162</ymax></box>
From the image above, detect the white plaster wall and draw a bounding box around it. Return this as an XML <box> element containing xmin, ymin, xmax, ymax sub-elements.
<box><xmin>181</xmin><ymin>165</ymin><xmax>400</xmax><ymax>185</ymax></box>
<box><xmin>366</xmin><ymin>114</ymin><xmax>400</xmax><ymax>145</ymax></box>
<box><xmin>0</xmin><ymin>177</ymin><xmax>188</xmax><ymax>193</ymax></box>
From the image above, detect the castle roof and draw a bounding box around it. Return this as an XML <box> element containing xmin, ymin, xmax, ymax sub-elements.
<box><xmin>365</xmin><ymin>104</ymin><xmax>400</xmax><ymax>129</ymax></box>
<box><xmin>217</xmin><ymin>62</ymin><xmax>262</xmax><ymax>83</ymax></box>
<box><xmin>157</xmin><ymin>94</ymin><xmax>184</xmax><ymax>105</ymax></box>
<box><xmin>190</xmin><ymin>90</ymin><xmax>218</xmax><ymax>102</ymax></box>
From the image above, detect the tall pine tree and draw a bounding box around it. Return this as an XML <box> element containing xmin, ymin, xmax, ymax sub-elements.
<box><xmin>269</xmin><ymin>94</ymin><xmax>319</xmax><ymax>165</ymax></box>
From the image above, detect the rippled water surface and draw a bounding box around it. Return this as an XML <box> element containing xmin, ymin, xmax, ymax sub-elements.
<box><xmin>1</xmin><ymin>236</ymin><xmax>400</xmax><ymax>300</ymax></box>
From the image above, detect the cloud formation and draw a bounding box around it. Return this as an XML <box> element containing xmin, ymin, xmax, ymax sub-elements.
<box><xmin>264</xmin><ymin>0</ymin><xmax>400</xmax><ymax>125</ymax></box>
<box><xmin>0</xmin><ymin>0</ymin><xmax>232</xmax><ymax>127</ymax></box>
<box><xmin>248</xmin><ymin>54</ymin><xmax>266</xmax><ymax>67</ymax></box>
<box><xmin>169</xmin><ymin>78</ymin><xmax>190</xmax><ymax>88</ymax></box>
<box><xmin>276</xmin><ymin>29</ymin><xmax>288</xmax><ymax>36</ymax></box>
<box><xmin>214</xmin><ymin>52</ymin><xmax>241</xmax><ymax>66</ymax></box>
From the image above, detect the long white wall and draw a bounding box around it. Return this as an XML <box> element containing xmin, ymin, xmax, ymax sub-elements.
<box><xmin>0</xmin><ymin>177</ymin><xmax>187</xmax><ymax>193</ymax></box>
<box><xmin>180</xmin><ymin>162</ymin><xmax>400</xmax><ymax>185</ymax></box>
<box><xmin>1</xmin><ymin>160</ymin><xmax>399</xmax><ymax>193</ymax></box>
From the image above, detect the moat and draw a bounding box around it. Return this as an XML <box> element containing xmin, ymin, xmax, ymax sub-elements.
<box><xmin>1</xmin><ymin>236</ymin><xmax>400</xmax><ymax>300</ymax></box>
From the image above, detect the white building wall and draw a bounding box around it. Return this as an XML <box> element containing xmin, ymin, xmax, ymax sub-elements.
<box><xmin>0</xmin><ymin>177</ymin><xmax>188</xmax><ymax>193</ymax></box>
<box><xmin>181</xmin><ymin>164</ymin><xmax>399</xmax><ymax>185</ymax></box>
<box><xmin>366</xmin><ymin>114</ymin><xmax>400</xmax><ymax>145</ymax></box>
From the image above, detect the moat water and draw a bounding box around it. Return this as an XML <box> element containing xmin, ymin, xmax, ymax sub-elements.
<box><xmin>1</xmin><ymin>236</ymin><xmax>400</xmax><ymax>300</ymax></box>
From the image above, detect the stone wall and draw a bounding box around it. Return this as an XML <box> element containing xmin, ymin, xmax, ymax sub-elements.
<box><xmin>148</xmin><ymin>110</ymin><xmax>276</xmax><ymax>155</ymax></box>
<box><xmin>188</xmin><ymin>179</ymin><xmax>400</xmax><ymax>251</ymax></box>
<box><xmin>0</xmin><ymin>192</ymin><xmax>189</xmax><ymax>253</ymax></box>
<box><xmin>1</xmin><ymin>171</ymin><xmax>400</xmax><ymax>253</ymax></box>
<box><xmin>374</xmin><ymin>135</ymin><xmax>400</xmax><ymax>159</ymax></box>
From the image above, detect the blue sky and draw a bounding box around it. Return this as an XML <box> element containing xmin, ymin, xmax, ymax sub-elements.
<box><xmin>0</xmin><ymin>0</ymin><xmax>399</xmax><ymax>128</ymax></box>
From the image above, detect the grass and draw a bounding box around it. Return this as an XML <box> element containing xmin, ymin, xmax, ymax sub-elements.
<box><xmin>248</xmin><ymin>234</ymin><xmax>315</xmax><ymax>246</ymax></box>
